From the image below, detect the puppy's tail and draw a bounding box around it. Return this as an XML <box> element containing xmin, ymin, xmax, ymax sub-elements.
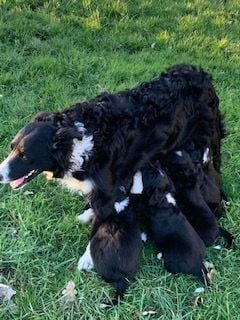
<box><xmin>218</xmin><ymin>227</ymin><xmax>234</xmax><ymax>249</ymax></box>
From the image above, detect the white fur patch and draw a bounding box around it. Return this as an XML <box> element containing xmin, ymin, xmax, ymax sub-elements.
<box><xmin>114</xmin><ymin>197</ymin><xmax>129</xmax><ymax>213</ymax></box>
<box><xmin>175</xmin><ymin>151</ymin><xmax>183</xmax><ymax>157</ymax></box>
<box><xmin>74</xmin><ymin>121</ymin><xmax>86</xmax><ymax>133</ymax></box>
<box><xmin>77</xmin><ymin>208</ymin><xmax>94</xmax><ymax>224</ymax></box>
<box><xmin>203</xmin><ymin>147</ymin><xmax>210</xmax><ymax>164</ymax></box>
<box><xmin>0</xmin><ymin>154</ymin><xmax>11</xmax><ymax>182</ymax></box>
<box><xmin>157</xmin><ymin>252</ymin><xmax>162</xmax><ymax>260</ymax></box>
<box><xmin>77</xmin><ymin>242</ymin><xmax>94</xmax><ymax>271</ymax></box>
<box><xmin>130</xmin><ymin>171</ymin><xmax>143</xmax><ymax>194</ymax></box>
<box><xmin>141</xmin><ymin>232</ymin><xmax>147</xmax><ymax>242</ymax></box>
<box><xmin>213</xmin><ymin>245</ymin><xmax>222</xmax><ymax>250</ymax></box>
<box><xmin>70</xmin><ymin>135</ymin><xmax>94</xmax><ymax>172</ymax></box>
<box><xmin>166</xmin><ymin>193</ymin><xmax>176</xmax><ymax>206</ymax></box>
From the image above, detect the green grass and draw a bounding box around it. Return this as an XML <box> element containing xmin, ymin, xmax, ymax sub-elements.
<box><xmin>0</xmin><ymin>0</ymin><xmax>239</xmax><ymax>319</ymax></box>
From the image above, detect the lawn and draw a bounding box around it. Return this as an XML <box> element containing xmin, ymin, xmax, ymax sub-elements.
<box><xmin>0</xmin><ymin>0</ymin><xmax>239</xmax><ymax>319</ymax></box>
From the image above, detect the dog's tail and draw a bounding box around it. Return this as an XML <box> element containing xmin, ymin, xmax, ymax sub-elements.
<box><xmin>218</xmin><ymin>227</ymin><xmax>234</xmax><ymax>249</ymax></box>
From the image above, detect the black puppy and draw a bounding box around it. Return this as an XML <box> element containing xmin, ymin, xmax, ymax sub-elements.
<box><xmin>136</xmin><ymin>164</ymin><xmax>208</xmax><ymax>283</ymax></box>
<box><xmin>165</xmin><ymin>150</ymin><xmax>232</xmax><ymax>247</ymax></box>
<box><xmin>89</xmin><ymin>189</ymin><xmax>142</xmax><ymax>305</ymax></box>
<box><xmin>200</xmin><ymin>147</ymin><xmax>224</xmax><ymax>219</ymax></box>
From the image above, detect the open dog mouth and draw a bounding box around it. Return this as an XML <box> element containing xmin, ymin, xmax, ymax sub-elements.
<box><xmin>9</xmin><ymin>169</ymin><xmax>39</xmax><ymax>189</ymax></box>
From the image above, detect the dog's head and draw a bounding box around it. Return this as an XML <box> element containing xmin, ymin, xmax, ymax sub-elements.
<box><xmin>166</xmin><ymin>150</ymin><xmax>199</xmax><ymax>187</ymax></box>
<box><xmin>0</xmin><ymin>118</ymin><xmax>93</xmax><ymax>189</ymax></box>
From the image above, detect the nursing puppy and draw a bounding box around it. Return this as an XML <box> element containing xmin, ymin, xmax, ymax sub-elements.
<box><xmin>138</xmin><ymin>164</ymin><xmax>208</xmax><ymax>283</ymax></box>
<box><xmin>166</xmin><ymin>150</ymin><xmax>232</xmax><ymax>247</ymax></box>
<box><xmin>200</xmin><ymin>147</ymin><xmax>224</xmax><ymax>219</ymax></box>
<box><xmin>88</xmin><ymin>189</ymin><xmax>142</xmax><ymax>305</ymax></box>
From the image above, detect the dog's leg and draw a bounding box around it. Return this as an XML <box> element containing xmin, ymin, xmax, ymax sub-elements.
<box><xmin>77</xmin><ymin>242</ymin><xmax>94</xmax><ymax>271</ymax></box>
<box><xmin>77</xmin><ymin>208</ymin><xmax>94</xmax><ymax>224</ymax></box>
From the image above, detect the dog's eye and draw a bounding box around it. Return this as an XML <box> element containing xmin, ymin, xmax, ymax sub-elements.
<box><xmin>19</xmin><ymin>151</ymin><xmax>28</xmax><ymax>161</ymax></box>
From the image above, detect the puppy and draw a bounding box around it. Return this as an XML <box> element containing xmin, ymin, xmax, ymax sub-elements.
<box><xmin>138</xmin><ymin>164</ymin><xmax>208</xmax><ymax>283</ymax></box>
<box><xmin>165</xmin><ymin>150</ymin><xmax>232</xmax><ymax>247</ymax></box>
<box><xmin>89</xmin><ymin>189</ymin><xmax>142</xmax><ymax>305</ymax></box>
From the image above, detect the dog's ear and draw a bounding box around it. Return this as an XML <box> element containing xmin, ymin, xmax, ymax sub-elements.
<box><xmin>50</xmin><ymin>127</ymin><xmax>83</xmax><ymax>178</ymax></box>
<box><xmin>33</xmin><ymin>112</ymin><xmax>55</xmax><ymax>122</ymax></box>
<box><xmin>33</xmin><ymin>112</ymin><xmax>70</xmax><ymax>126</ymax></box>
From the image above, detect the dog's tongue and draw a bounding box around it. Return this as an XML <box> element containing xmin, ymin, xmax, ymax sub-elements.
<box><xmin>9</xmin><ymin>177</ymin><xmax>25</xmax><ymax>189</ymax></box>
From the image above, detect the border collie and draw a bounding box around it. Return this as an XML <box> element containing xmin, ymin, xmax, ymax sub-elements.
<box><xmin>0</xmin><ymin>64</ymin><xmax>224</xmax><ymax>223</ymax></box>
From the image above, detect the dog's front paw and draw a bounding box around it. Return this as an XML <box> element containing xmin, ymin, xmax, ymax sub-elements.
<box><xmin>77</xmin><ymin>208</ymin><xmax>94</xmax><ymax>224</ymax></box>
<box><xmin>77</xmin><ymin>243</ymin><xmax>94</xmax><ymax>271</ymax></box>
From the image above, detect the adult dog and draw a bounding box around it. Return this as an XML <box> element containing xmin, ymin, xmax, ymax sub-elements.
<box><xmin>0</xmin><ymin>64</ymin><xmax>223</xmax><ymax>215</ymax></box>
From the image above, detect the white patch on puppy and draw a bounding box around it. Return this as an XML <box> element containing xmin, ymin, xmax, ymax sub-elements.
<box><xmin>130</xmin><ymin>171</ymin><xmax>143</xmax><ymax>194</ymax></box>
<box><xmin>114</xmin><ymin>197</ymin><xmax>129</xmax><ymax>213</ymax></box>
<box><xmin>141</xmin><ymin>232</ymin><xmax>147</xmax><ymax>242</ymax></box>
<box><xmin>157</xmin><ymin>252</ymin><xmax>162</xmax><ymax>260</ymax></box>
<box><xmin>77</xmin><ymin>242</ymin><xmax>94</xmax><ymax>271</ymax></box>
<box><xmin>175</xmin><ymin>150</ymin><xmax>183</xmax><ymax>157</ymax></box>
<box><xmin>77</xmin><ymin>208</ymin><xmax>94</xmax><ymax>224</ymax></box>
<box><xmin>166</xmin><ymin>193</ymin><xmax>176</xmax><ymax>206</ymax></box>
<box><xmin>203</xmin><ymin>147</ymin><xmax>210</xmax><ymax>164</ymax></box>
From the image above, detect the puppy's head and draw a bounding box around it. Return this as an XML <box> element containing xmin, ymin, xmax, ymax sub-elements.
<box><xmin>0</xmin><ymin>119</ymin><xmax>92</xmax><ymax>189</ymax></box>
<box><xmin>166</xmin><ymin>150</ymin><xmax>198</xmax><ymax>186</ymax></box>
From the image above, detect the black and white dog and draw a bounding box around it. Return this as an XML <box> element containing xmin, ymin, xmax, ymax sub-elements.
<box><xmin>0</xmin><ymin>64</ymin><xmax>226</xmax><ymax>298</ymax></box>
<box><xmin>0</xmin><ymin>65</ymin><xmax>223</xmax><ymax>208</ymax></box>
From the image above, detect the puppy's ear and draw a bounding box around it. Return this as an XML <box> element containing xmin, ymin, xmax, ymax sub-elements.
<box><xmin>50</xmin><ymin>127</ymin><xmax>83</xmax><ymax>178</ymax></box>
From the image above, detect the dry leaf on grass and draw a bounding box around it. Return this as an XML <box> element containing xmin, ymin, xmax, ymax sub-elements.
<box><xmin>0</xmin><ymin>284</ymin><xmax>16</xmax><ymax>300</ymax></box>
<box><xmin>0</xmin><ymin>283</ymin><xmax>17</xmax><ymax>310</ymax></box>
<box><xmin>60</xmin><ymin>281</ymin><xmax>77</xmax><ymax>303</ymax></box>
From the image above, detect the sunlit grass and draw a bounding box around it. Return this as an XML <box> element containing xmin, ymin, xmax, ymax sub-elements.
<box><xmin>0</xmin><ymin>0</ymin><xmax>239</xmax><ymax>319</ymax></box>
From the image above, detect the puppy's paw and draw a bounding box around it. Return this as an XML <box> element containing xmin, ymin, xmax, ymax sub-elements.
<box><xmin>77</xmin><ymin>208</ymin><xmax>94</xmax><ymax>224</ymax></box>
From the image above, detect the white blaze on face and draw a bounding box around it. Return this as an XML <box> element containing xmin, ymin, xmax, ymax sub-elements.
<box><xmin>0</xmin><ymin>154</ymin><xmax>12</xmax><ymax>183</ymax></box>
<box><xmin>130</xmin><ymin>171</ymin><xmax>143</xmax><ymax>194</ymax></box>
<box><xmin>166</xmin><ymin>193</ymin><xmax>176</xmax><ymax>206</ymax></box>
